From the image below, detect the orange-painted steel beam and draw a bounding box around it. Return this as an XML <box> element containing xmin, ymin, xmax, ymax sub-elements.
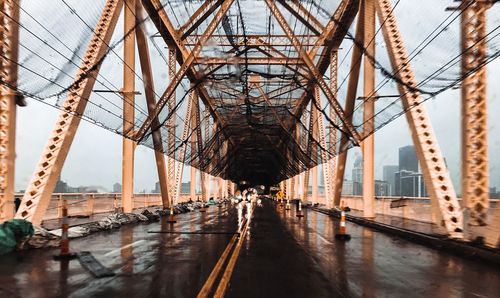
<box><xmin>326</xmin><ymin>51</ymin><xmax>338</xmax><ymax>209</ymax></box>
<box><xmin>333</xmin><ymin>7</ymin><xmax>364</xmax><ymax>207</ymax></box>
<box><xmin>461</xmin><ymin>0</ymin><xmax>490</xmax><ymax>227</ymax></box>
<box><xmin>136</xmin><ymin>3</ymin><xmax>170</xmax><ymax>208</ymax></box>
<box><xmin>136</xmin><ymin>0</ymin><xmax>235</xmax><ymax>142</ymax></box>
<box><xmin>362</xmin><ymin>0</ymin><xmax>375</xmax><ymax>218</ymax></box>
<box><xmin>376</xmin><ymin>0</ymin><xmax>463</xmax><ymax>237</ymax></box>
<box><xmin>194</xmin><ymin>57</ymin><xmax>305</xmax><ymax>65</ymax></box>
<box><xmin>16</xmin><ymin>0</ymin><xmax>124</xmax><ymax>225</ymax></box>
<box><xmin>289</xmin><ymin>0</ymin><xmax>359</xmax><ymax>141</ymax></box>
<box><xmin>276</xmin><ymin>0</ymin><xmax>325</xmax><ymax>35</ymax></box>
<box><xmin>179</xmin><ymin>0</ymin><xmax>223</xmax><ymax>39</ymax></box>
<box><xmin>0</xmin><ymin>0</ymin><xmax>20</xmax><ymax>222</ymax></box>
<box><xmin>167</xmin><ymin>46</ymin><xmax>177</xmax><ymax>206</ymax></box>
<box><xmin>266</xmin><ymin>0</ymin><xmax>361</xmax><ymax>145</ymax></box>
<box><xmin>121</xmin><ymin>0</ymin><xmax>136</xmax><ymax>214</ymax></box>
<box><xmin>183</xmin><ymin>34</ymin><xmax>322</xmax><ymax>46</ymax></box>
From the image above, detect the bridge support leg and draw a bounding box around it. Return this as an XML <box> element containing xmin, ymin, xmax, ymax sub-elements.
<box><xmin>333</xmin><ymin>11</ymin><xmax>364</xmax><ymax>207</ymax></box>
<box><xmin>377</xmin><ymin>0</ymin><xmax>463</xmax><ymax>237</ymax></box>
<box><xmin>121</xmin><ymin>0</ymin><xmax>136</xmax><ymax>214</ymax></box>
<box><xmin>460</xmin><ymin>0</ymin><xmax>490</xmax><ymax>240</ymax></box>
<box><xmin>362</xmin><ymin>0</ymin><xmax>376</xmax><ymax>218</ymax></box>
<box><xmin>0</xmin><ymin>0</ymin><xmax>20</xmax><ymax>222</ymax></box>
<box><xmin>15</xmin><ymin>0</ymin><xmax>123</xmax><ymax>225</ymax></box>
<box><xmin>135</xmin><ymin>3</ymin><xmax>170</xmax><ymax>209</ymax></box>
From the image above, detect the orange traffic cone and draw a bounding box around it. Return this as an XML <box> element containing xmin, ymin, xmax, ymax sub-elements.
<box><xmin>296</xmin><ymin>200</ymin><xmax>304</xmax><ymax>218</ymax></box>
<box><xmin>335</xmin><ymin>202</ymin><xmax>351</xmax><ymax>241</ymax></box>
<box><xmin>167</xmin><ymin>207</ymin><xmax>177</xmax><ymax>223</ymax></box>
<box><xmin>54</xmin><ymin>199</ymin><xmax>77</xmax><ymax>260</ymax></box>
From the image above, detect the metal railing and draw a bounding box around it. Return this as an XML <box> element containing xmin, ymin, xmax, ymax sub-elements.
<box><xmin>13</xmin><ymin>193</ymin><xmax>198</xmax><ymax>221</ymax></box>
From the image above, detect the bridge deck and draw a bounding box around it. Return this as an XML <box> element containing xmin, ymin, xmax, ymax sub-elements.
<box><xmin>0</xmin><ymin>201</ymin><xmax>498</xmax><ymax>297</ymax></box>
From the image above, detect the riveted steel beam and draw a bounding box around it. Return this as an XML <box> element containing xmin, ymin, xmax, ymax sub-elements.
<box><xmin>136</xmin><ymin>3</ymin><xmax>170</xmax><ymax>208</ymax></box>
<box><xmin>0</xmin><ymin>0</ymin><xmax>20</xmax><ymax>222</ymax></box>
<box><xmin>16</xmin><ymin>0</ymin><xmax>124</xmax><ymax>225</ymax></box>
<box><xmin>266</xmin><ymin>0</ymin><xmax>361</xmax><ymax>145</ymax></box>
<box><xmin>460</xmin><ymin>0</ymin><xmax>490</xmax><ymax>227</ymax></box>
<box><xmin>377</xmin><ymin>0</ymin><xmax>463</xmax><ymax>237</ymax></box>
<box><xmin>137</xmin><ymin>0</ymin><xmax>235</xmax><ymax>142</ymax></box>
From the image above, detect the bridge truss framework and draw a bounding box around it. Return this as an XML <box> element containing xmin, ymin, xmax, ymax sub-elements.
<box><xmin>0</xmin><ymin>0</ymin><xmax>495</xmax><ymax>240</ymax></box>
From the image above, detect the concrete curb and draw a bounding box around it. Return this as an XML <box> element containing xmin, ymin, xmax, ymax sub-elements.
<box><xmin>311</xmin><ymin>207</ymin><xmax>500</xmax><ymax>268</ymax></box>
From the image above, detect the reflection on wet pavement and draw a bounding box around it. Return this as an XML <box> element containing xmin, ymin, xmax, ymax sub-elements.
<box><xmin>0</xmin><ymin>199</ymin><xmax>498</xmax><ymax>298</ymax></box>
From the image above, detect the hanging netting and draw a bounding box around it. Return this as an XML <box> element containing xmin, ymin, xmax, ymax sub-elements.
<box><xmin>5</xmin><ymin>0</ymin><xmax>500</xmax><ymax>185</ymax></box>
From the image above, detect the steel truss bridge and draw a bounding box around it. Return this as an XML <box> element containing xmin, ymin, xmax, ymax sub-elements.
<box><xmin>0</xmin><ymin>0</ymin><xmax>497</xmax><ymax>243</ymax></box>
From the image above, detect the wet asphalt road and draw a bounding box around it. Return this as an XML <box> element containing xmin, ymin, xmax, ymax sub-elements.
<box><xmin>0</xmin><ymin>199</ymin><xmax>499</xmax><ymax>297</ymax></box>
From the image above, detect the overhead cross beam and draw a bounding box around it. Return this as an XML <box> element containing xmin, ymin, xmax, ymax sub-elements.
<box><xmin>178</xmin><ymin>0</ymin><xmax>224</xmax><ymax>39</ymax></box>
<box><xmin>266</xmin><ymin>0</ymin><xmax>361</xmax><ymax>144</ymax></box>
<box><xmin>138</xmin><ymin>0</ymin><xmax>235</xmax><ymax>142</ymax></box>
<box><xmin>276</xmin><ymin>0</ymin><xmax>325</xmax><ymax>35</ymax></box>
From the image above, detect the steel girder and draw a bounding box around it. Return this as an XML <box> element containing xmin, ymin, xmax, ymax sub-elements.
<box><xmin>136</xmin><ymin>4</ymin><xmax>170</xmax><ymax>208</ymax></box>
<box><xmin>183</xmin><ymin>34</ymin><xmax>323</xmax><ymax>47</ymax></box>
<box><xmin>333</xmin><ymin>6</ymin><xmax>365</xmax><ymax>206</ymax></box>
<box><xmin>167</xmin><ymin>47</ymin><xmax>177</xmax><ymax>205</ymax></box>
<box><xmin>0</xmin><ymin>0</ymin><xmax>20</xmax><ymax>222</ymax></box>
<box><xmin>136</xmin><ymin>0</ymin><xmax>234</xmax><ymax>142</ymax></box>
<box><xmin>122</xmin><ymin>0</ymin><xmax>136</xmax><ymax>214</ymax></box>
<box><xmin>377</xmin><ymin>0</ymin><xmax>463</xmax><ymax>237</ymax></box>
<box><xmin>16</xmin><ymin>0</ymin><xmax>124</xmax><ymax>225</ymax></box>
<box><xmin>266</xmin><ymin>0</ymin><xmax>361</xmax><ymax>143</ymax></box>
<box><xmin>460</xmin><ymin>0</ymin><xmax>490</xmax><ymax>227</ymax></box>
<box><xmin>326</xmin><ymin>51</ymin><xmax>338</xmax><ymax>209</ymax></box>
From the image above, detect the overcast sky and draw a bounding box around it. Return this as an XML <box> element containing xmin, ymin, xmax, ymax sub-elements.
<box><xmin>13</xmin><ymin>0</ymin><xmax>500</xmax><ymax>194</ymax></box>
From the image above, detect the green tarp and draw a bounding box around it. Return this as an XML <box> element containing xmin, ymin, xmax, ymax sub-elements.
<box><xmin>0</xmin><ymin>219</ymin><xmax>34</xmax><ymax>255</ymax></box>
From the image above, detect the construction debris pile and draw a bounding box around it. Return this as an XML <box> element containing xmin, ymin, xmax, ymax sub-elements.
<box><xmin>24</xmin><ymin>198</ymin><xmax>231</xmax><ymax>250</ymax></box>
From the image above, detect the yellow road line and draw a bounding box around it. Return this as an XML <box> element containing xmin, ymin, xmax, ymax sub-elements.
<box><xmin>197</xmin><ymin>220</ymin><xmax>246</xmax><ymax>298</ymax></box>
<box><xmin>214</xmin><ymin>216</ymin><xmax>251</xmax><ymax>298</ymax></box>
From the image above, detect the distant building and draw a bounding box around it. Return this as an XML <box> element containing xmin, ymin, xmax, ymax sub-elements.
<box><xmin>490</xmin><ymin>187</ymin><xmax>500</xmax><ymax>200</ymax></box>
<box><xmin>383</xmin><ymin>165</ymin><xmax>398</xmax><ymax>196</ymax></box>
<box><xmin>399</xmin><ymin>145</ymin><xmax>418</xmax><ymax>172</ymax></box>
<box><xmin>375</xmin><ymin>180</ymin><xmax>390</xmax><ymax>197</ymax></box>
<box><xmin>181</xmin><ymin>182</ymin><xmax>190</xmax><ymax>194</ymax></box>
<box><xmin>113</xmin><ymin>183</ymin><xmax>122</xmax><ymax>193</ymax></box>
<box><xmin>54</xmin><ymin>177</ymin><xmax>68</xmax><ymax>193</ymax></box>
<box><xmin>352</xmin><ymin>154</ymin><xmax>363</xmax><ymax>195</ymax></box>
<box><xmin>396</xmin><ymin>170</ymin><xmax>427</xmax><ymax>197</ymax></box>
<box><xmin>342</xmin><ymin>179</ymin><xmax>354</xmax><ymax>196</ymax></box>
<box><xmin>154</xmin><ymin>181</ymin><xmax>160</xmax><ymax>193</ymax></box>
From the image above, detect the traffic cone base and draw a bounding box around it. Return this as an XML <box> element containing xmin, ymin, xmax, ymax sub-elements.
<box><xmin>334</xmin><ymin>234</ymin><xmax>351</xmax><ymax>241</ymax></box>
<box><xmin>53</xmin><ymin>253</ymin><xmax>77</xmax><ymax>261</ymax></box>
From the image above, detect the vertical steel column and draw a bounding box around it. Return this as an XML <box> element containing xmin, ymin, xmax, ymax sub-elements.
<box><xmin>190</xmin><ymin>166</ymin><xmax>196</xmax><ymax>199</ymax></box>
<box><xmin>173</xmin><ymin>90</ymin><xmax>194</xmax><ymax>205</ymax></box>
<box><xmin>202</xmin><ymin>107</ymin><xmax>211</xmax><ymax>201</ymax></box>
<box><xmin>377</xmin><ymin>0</ymin><xmax>463</xmax><ymax>237</ymax></box>
<box><xmin>461</xmin><ymin>0</ymin><xmax>490</xmax><ymax>227</ymax></box>
<box><xmin>16</xmin><ymin>0</ymin><xmax>123</xmax><ymax>225</ymax></box>
<box><xmin>325</xmin><ymin>51</ymin><xmax>338</xmax><ymax>208</ymax></box>
<box><xmin>333</xmin><ymin>9</ymin><xmax>364</xmax><ymax>206</ymax></box>
<box><xmin>121</xmin><ymin>0</ymin><xmax>136</xmax><ymax>213</ymax></box>
<box><xmin>135</xmin><ymin>3</ymin><xmax>170</xmax><ymax>208</ymax></box>
<box><xmin>167</xmin><ymin>46</ymin><xmax>177</xmax><ymax>205</ymax></box>
<box><xmin>311</xmin><ymin>166</ymin><xmax>318</xmax><ymax>204</ymax></box>
<box><xmin>362</xmin><ymin>0</ymin><xmax>375</xmax><ymax>218</ymax></box>
<box><xmin>0</xmin><ymin>0</ymin><xmax>20</xmax><ymax>222</ymax></box>
<box><xmin>302</xmin><ymin>100</ymin><xmax>317</xmax><ymax>202</ymax></box>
